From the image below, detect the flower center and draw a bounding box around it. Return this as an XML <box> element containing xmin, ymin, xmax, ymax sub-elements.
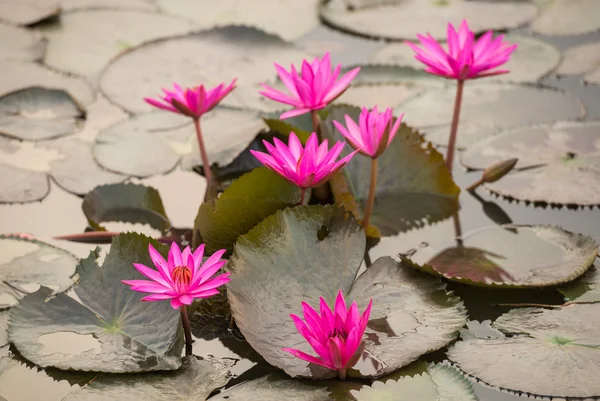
<box><xmin>328</xmin><ymin>328</ymin><xmax>348</xmax><ymax>341</ymax></box>
<box><xmin>172</xmin><ymin>265</ymin><xmax>192</xmax><ymax>288</ymax></box>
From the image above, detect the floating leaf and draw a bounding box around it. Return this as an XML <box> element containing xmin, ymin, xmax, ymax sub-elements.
<box><xmin>39</xmin><ymin>10</ymin><xmax>196</xmax><ymax>78</ymax></box>
<box><xmin>400</xmin><ymin>83</ymin><xmax>585</xmax><ymax>149</ymax></box>
<box><xmin>319</xmin><ymin>0</ymin><xmax>537</xmax><ymax>41</ymax></box>
<box><xmin>99</xmin><ymin>26</ymin><xmax>311</xmax><ymax>113</ymax></box>
<box><xmin>9</xmin><ymin>234</ymin><xmax>183</xmax><ymax>372</ymax></box>
<box><xmin>0</xmin><ymin>87</ymin><xmax>85</xmax><ymax>141</ymax></box>
<box><xmin>156</xmin><ymin>0</ymin><xmax>319</xmax><ymax>41</ymax></box>
<box><xmin>82</xmin><ymin>183</ymin><xmax>170</xmax><ymax>233</ymax></box>
<box><xmin>0</xmin><ymin>163</ymin><xmax>49</xmax><ymax>203</ymax></box>
<box><xmin>194</xmin><ymin>167</ymin><xmax>300</xmax><ymax>253</ymax></box>
<box><xmin>227</xmin><ymin>205</ymin><xmax>467</xmax><ymax>379</ymax></box>
<box><xmin>0</xmin><ymin>60</ymin><xmax>95</xmax><ymax>106</ymax></box>
<box><xmin>0</xmin><ymin>234</ymin><xmax>77</xmax><ymax>308</ymax></box>
<box><xmin>448</xmin><ymin>304</ymin><xmax>600</xmax><ymax>398</ymax></box>
<box><xmin>0</xmin><ymin>23</ymin><xmax>45</xmax><ymax>62</ymax></box>
<box><xmin>63</xmin><ymin>356</ymin><xmax>233</xmax><ymax>401</ymax></box>
<box><xmin>532</xmin><ymin>0</ymin><xmax>600</xmax><ymax>36</ymax></box>
<box><xmin>0</xmin><ymin>311</ymin><xmax>7</xmax><ymax>347</ymax></box>
<box><xmin>461</xmin><ymin>121</ymin><xmax>600</xmax><ymax>205</ymax></box>
<box><xmin>403</xmin><ymin>225</ymin><xmax>597</xmax><ymax>288</ymax></box>
<box><xmin>322</xmin><ymin>105</ymin><xmax>459</xmax><ymax>237</ymax></box>
<box><xmin>559</xmin><ymin>267</ymin><xmax>600</xmax><ymax>303</ymax></box>
<box><xmin>0</xmin><ymin>358</ymin><xmax>74</xmax><ymax>401</ymax></box>
<box><xmin>556</xmin><ymin>41</ymin><xmax>600</xmax><ymax>86</ymax></box>
<box><xmin>351</xmin><ymin>364</ymin><xmax>476</xmax><ymax>401</ymax></box>
<box><xmin>0</xmin><ymin>0</ymin><xmax>60</xmax><ymax>25</ymax></box>
<box><xmin>60</xmin><ymin>0</ymin><xmax>157</xmax><ymax>11</ymax></box>
<box><xmin>370</xmin><ymin>35</ymin><xmax>560</xmax><ymax>84</ymax></box>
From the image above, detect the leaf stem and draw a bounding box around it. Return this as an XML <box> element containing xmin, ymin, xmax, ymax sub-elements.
<box><xmin>299</xmin><ymin>188</ymin><xmax>306</xmax><ymax>205</ymax></box>
<box><xmin>338</xmin><ymin>369</ymin><xmax>347</xmax><ymax>380</ymax></box>
<box><xmin>180</xmin><ymin>305</ymin><xmax>193</xmax><ymax>356</ymax></box>
<box><xmin>193</xmin><ymin>118</ymin><xmax>213</xmax><ymax>195</ymax></box>
<box><xmin>363</xmin><ymin>158</ymin><xmax>378</xmax><ymax>230</ymax></box>
<box><xmin>310</xmin><ymin>109</ymin><xmax>321</xmax><ymax>140</ymax></box>
<box><xmin>445</xmin><ymin>79</ymin><xmax>465</xmax><ymax>173</ymax></box>
<box><xmin>466</xmin><ymin>175</ymin><xmax>485</xmax><ymax>192</ymax></box>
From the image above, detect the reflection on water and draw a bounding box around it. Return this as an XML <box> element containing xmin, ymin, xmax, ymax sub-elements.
<box><xmin>38</xmin><ymin>332</ymin><xmax>102</xmax><ymax>358</ymax></box>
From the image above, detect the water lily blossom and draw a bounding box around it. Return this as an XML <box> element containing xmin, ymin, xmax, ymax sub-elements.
<box><xmin>283</xmin><ymin>290</ymin><xmax>372</xmax><ymax>379</ymax></box>
<box><xmin>260</xmin><ymin>52</ymin><xmax>360</xmax><ymax>127</ymax></box>
<box><xmin>144</xmin><ymin>80</ymin><xmax>237</xmax><ymax>191</ymax></box>
<box><xmin>250</xmin><ymin>132</ymin><xmax>357</xmax><ymax>204</ymax></box>
<box><xmin>406</xmin><ymin>20</ymin><xmax>517</xmax><ymax>172</ymax></box>
<box><xmin>333</xmin><ymin>107</ymin><xmax>403</xmax><ymax>230</ymax></box>
<box><xmin>123</xmin><ymin>242</ymin><xmax>230</xmax><ymax>355</ymax></box>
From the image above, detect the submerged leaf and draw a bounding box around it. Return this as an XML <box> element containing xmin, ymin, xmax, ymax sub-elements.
<box><xmin>8</xmin><ymin>233</ymin><xmax>183</xmax><ymax>372</ymax></box>
<box><xmin>448</xmin><ymin>304</ymin><xmax>600</xmax><ymax>398</ymax></box>
<box><xmin>82</xmin><ymin>182</ymin><xmax>170</xmax><ymax>233</ymax></box>
<box><xmin>63</xmin><ymin>356</ymin><xmax>233</xmax><ymax>401</ymax></box>
<box><xmin>194</xmin><ymin>167</ymin><xmax>300</xmax><ymax>253</ymax></box>
<box><xmin>322</xmin><ymin>105</ymin><xmax>459</xmax><ymax>237</ymax></box>
<box><xmin>0</xmin><ymin>234</ymin><xmax>77</xmax><ymax>308</ymax></box>
<box><xmin>227</xmin><ymin>205</ymin><xmax>466</xmax><ymax>379</ymax></box>
<box><xmin>559</xmin><ymin>267</ymin><xmax>600</xmax><ymax>303</ymax></box>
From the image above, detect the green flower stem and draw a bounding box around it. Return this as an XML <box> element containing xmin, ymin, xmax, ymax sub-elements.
<box><xmin>363</xmin><ymin>157</ymin><xmax>378</xmax><ymax>231</ymax></box>
<box><xmin>310</xmin><ymin>109</ymin><xmax>321</xmax><ymax>140</ymax></box>
<box><xmin>445</xmin><ymin>79</ymin><xmax>465</xmax><ymax>173</ymax></box>
<box><xmin>310</xmin><ymin>110</ymin><xmax>330</xmax><ymax>202</ymax></box>
<box><xmin>193</xmin><ymin>118</ymin><xmax>213</xmax><ymax>194</ymax></box>
<box><xmin>299</xmin><ymin>188</ymin><xmax>306</xmax><ymax>206</ymax></box>
<box><xmin>338</xmin><ymin>369</ymin><xmax>347</xmax><ymax>380</ymax></box>
<box><xmin>180</xmin><ymin>305</ymin><xmax>193</xmax><ymax>356</ymax></box>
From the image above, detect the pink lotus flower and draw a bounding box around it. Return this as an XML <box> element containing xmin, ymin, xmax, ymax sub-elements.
<box><xmin>333</xmin><ymin>106</ymin><xmax>404</xmax><ymax>158</ymax></box>
<box><xmin>260</xmin><ymin>53</ymin><xmax>360</xmax><ymax>119</ymax></box>
<box><xmin>144</xmin><ymin>80</ymin><xmax>236</xmax><ymax>119</ymax></box>
<box><xmin>250</xmin><ymin>132</ymin><xmax>357</xmax><ymax>190</ymax></box>
<box><xmin>283</xmin><ymin>290</ymin><xmax>372</xmax><ymax>377</ymax></box>
<box><xmin>122</xmin><ymin>242</ymin><xmax>230</xmax><ymax>309</ymax></box>
<box><xmin>406</xmin><ymin>20</ymin><xmax>517</xmax><ymax>80</ymax></box>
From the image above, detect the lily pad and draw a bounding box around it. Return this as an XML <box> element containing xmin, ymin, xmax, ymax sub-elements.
<box><xmin>0</xmin><ymin>163</ymin><xmax>49</xmax><ymax>203</ymax></box>
<box><xmin>0</xmin><ymin>23</ymin><xmax>46</xmax><ymax>62</ymax></box>
<box><xmin>99</xmin><ymin>26</ymin><xmax>311</xmax><ymax>113</ymax></box>
<box><xmin>60</xmin><ymin>0</ymin><xmax>157</xmax><ymax>12</ymax></box>
<box><xmin>461</xmin><ymin>121</ymin><xmax>600</xmax><ymax>206</ymax></box>
<box><xmin>82</xmin><ymin>182</ymin><xmax>170</xmax><ymax>233</ymax></box>
<box><xmin>0</xmin><ymin>0</ymin><xmax>60</xmax><ymax>26</ymax></box>
<box><xmin>319</xmin><ymin>0</ymin><xmax>537</xmax><ymax>41</ymax></box>
<box><xmin>0</xmin><ymin>358</ymin><xmax>74</xmax><ymax>401</ymax></box>
<box><xmin>0</xmin><ymin>234</ymin><xmax>77</xmax><ymax>308</ymax></box>
<box><xmin>400</xmin><ymin>83</ymin><xmax>585</xmax><ymax>149</ymax></box>
<box><xmin>532</xmin><ymin>0</ymin><xmax>600</xmax><ymax>36</ymax></box>
<box><xmin>0</xmin><ymin>311</ymin><xmax>8</xmax><ymax>347</ymax></box>
<box><xmin>0</xmin><ymin>87</ymin><xmax>85</xmax><ymax>141</ymax></box>
<box><xmin>227</xmin><ymin>205</ymin><xmax>467</xmax><ymax>379</ymax></box>
<box><xmin>0</xmin><ymin>60</ymin><xmax>95</xmax><ymax>106</ymax></box>
<box><xmin>403</xmin><ymin>224</ymin><xmax>597</xmax><ymax>288</ymax></box>
<box><xmin>156</xmin><ymin>0</ymin><xmax>320</xmax><ymax>42</ymax></box>
<box><xmin>8</xmin><ymin>233</ymin><xmax>183</xmax><ymax>372</ymax></box>
<box><xmin>194</xmin><ymin>167</ymin><xmax>300</xmax><ymax>253</ymax></box>
<box><xmin>370</xmin><ymin>35</ymin><xmax>561</xmax><ymax>84</ymax></box>
<box><xmin>322</xmin><ymin>106</ymin><xmax>459</xmax><ymax>237</ymax></box>
<box><xmin>351</xmin><ymin>364</ymin><xmax>476</xmax><ymax>401</ymax></box>
<box><xmin>559</xmin><ymin>267</ymin><xmax>600</xmax><ymax>303</ymax></box>
<box><xmin>39</xmin><ymin>10</ymin><xmax>196</xmax><ymax>78</ymax></box>
<box><xmin>556</xmin><ymin>41</ymin><xmax>600</xmax><ymax>86</ymax></box>
<box><xmin>63</xmin><ymin>356</ymin><xmax>233</xmax><ymax>401</ymax></box>
<box><xmin>448</xmin><ymin>304</ymin><xmax>600</xmax><ymax>398</ymax></box>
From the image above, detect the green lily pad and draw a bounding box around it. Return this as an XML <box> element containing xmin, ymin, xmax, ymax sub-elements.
<box><xmin>0</xmin><ymin>60</ymin><xmax>95</xmax><ymax>106</ymax></box>
<box><xmin>0</xmin><ymin>0</ymin><xmax>60</xmax><ymax>26</ymax></box>
<box><xmin>60</xmin><ymin>0</ymin><xmax>157</xmax><ymax>11</ymax></box>
<box><xmin>99</xmin><ymin>26</ymin><xmax>311</xmax><ymax>114</ymax></box>
<box><xmin>351</xmin><ymin>364</ymin><xmax>476</xmax><ymax>401</ymax></box>
<box><xmin>63</xmin><ymin>356</ymin><xmax>233</xmax><ymax>401</ymax></box>
<box><xmin>0</xmin><ymin>234</ymin><xmax>77</xmax><ymax>309</ymax></box>
<box><xmin>8</xmin><ymin>233</ymin><xmax>183</xmax><ymax>372</ymax></box>
<box><xmin>0</xmin><ymin>23</ymin><xmax>46</xmax><ymax>62</ymax></box>
<box><xmin>461</xmin><ymin>121</ymin><xmax>600</xmax><ymax>206</ymax></box>
<box><xmin>370</xmin><ymin>35</ymin><xmax>560</xmax><ymax>84</ymax></box>
<box><xmin>82</xmin><ymin>182</ymin><xmax>171</xmax><ymax>233</ymax></box>
<box><xmin>194</xmin><ymin>167</ymin><xmax>300</xmax><ymax>253</ymax></box>
<box><xmin>227</xmin><ymin>205</ymin><xmax>467</xmax><ymax>379</ymax></box>
<box><xmin>322</xmin><ymin>105</ymin><xmax>459</xmax><ymax>237</ymax></box>
<box><xmin>39</xmin><ymin>10</ymin><xmax>196</xmax><ymax>78</ymax></box>
<box><xmin>448</xmin><ymin>304</ymin><xmax>600</xmax><ymax>398</ymax></box>
<box><xmin>400</xmin><ymin>83</ymin><xmax>585</xmax><ymax>149</ymax></box>
<box><xmin>532</xmin><ymin>0</ymin><xmax>600</xmax><ymax>36</ymax></box>
<box><xmin>403</xmin><ymin>225</ymin><xmax>597</xmax><ymax>288</ymax></box>
<box><xmin>0</xmin><ymin>87</ymin><xmax>85</xmax><ymax>141</ymax></box>
<box><xmin>319</xmin><ymin>0</ymin><xmax>537</xmax><ymax>41</ymax></box>
<box><xmin>0</xmin><ymin>311</ymin><xmax>8</xmax><ymax>347</ymax></box>
<box><xmin>559</xmin><ymin>267</ymin><xmax>600</xmax><ymax>303</ymax></box>
<box><xmin>156</xmin><ymin>0</ymin><xmax>320</xmax><ymax>42</ymax></box>
<box><xmin>0</xmin><ymin>358</ymin><xmax>74</xmax><ymax>401</ymax></box>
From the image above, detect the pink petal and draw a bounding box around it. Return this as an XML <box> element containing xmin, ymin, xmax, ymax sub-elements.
<box><xmin>288</xmin><ymin>132</ymin><xmax>304</xmax><ymax>159</ymax></box>
<box><xmin>334</xmin><ymin>290</ymin><xmax>347</xmax><ymax>321</ymax></box>
<box><xmin>148</xmin><ymin>244</ymin><xmax>171</xmax><ymax>279</ymax></box>
<box><xmin>145</xmin><ymin>97</ymin><xmax>178</xmax><ymax>114</ymax></box>
<box><xmin>192</xmin><ymin>244</ymin><xmax>205</xmax><ymax>271</ymax></box>
<box><xmin>322</xmin><ymin>67</ymin><xmax>360</xmax><ymax>104</ymax></box>
<box><xmin>170</xmin><ymin>298</ymin><xmax>183</xmax><ymax>309</ymax></box>
<box><xmin>141</xmin><ymin>293</ymin><xmax>175</xmax><ymax>301</ymax></box>
<box><xmin>169</xmin><ymin>241</ymin><xmax>183</xmax><ymax>267</ymax></box>
<box><xmin>359</xmin><ymin>299</ymin><xmax>373</xmax><ymax>333</ymax></box>
<box><xmin>186</xmin><ymin>288</ymin><xmax>220</xmax><ymax>298</ymax></box>
<box><xmin>291</xmin><ymin>313</ymin><xmax>314</xmax><ymax>341</ymax></box>
<box><xmin>274</xmin><ymin>63</ymin><xmax>301</xmax><ymax>99</ymax></box>
<box><xmin>250</xmin><ymin>150</ymin><xmax>285</xmax><ymax>175</ymax></box>
<box><xmin>132</xmin><ymin>263</ymin><xmax>171</xmax><ymax>287</ymax></box>
<box><xmin>280</xmin><ymin>107</ymin><xmax>312</xmax><ymax>119</ymax></box>
<box><xmin>342</xmin><ymin>327</ymin><xmax>361</xmax><ymax>368</ymax></box>
<box><xmin>195</xmin><ymin>272</ymin><xmax>231</xmax><ymax>292</ymax></box>
<box><xmin>122</xmin><ymin>279</ymin><xmax>169</xmax><ymax>293</ymax></box>
<box><xmin>191</xmin><ymin>260</ymin><xmax>226</xmax><ymax>288</ymax></box>
<box><xmin>282</xmin><ymin>348</ymin><xmax>332</xmax><ymax>369</ymax></box>
<box><xmin>259</xmin><ymin>85</ymin><xmax>301</xmax><ymax>107</ymax></box>
<box><xmin>179</xmin><ymin>294</ymin><xmax>193</xmax><ymax>305</ymax></box>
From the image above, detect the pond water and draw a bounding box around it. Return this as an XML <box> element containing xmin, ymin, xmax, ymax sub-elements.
<box><xmin>1</xmin><ymin>1</ymin><xmax>600</xmax><ymax>400</ymax></box>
